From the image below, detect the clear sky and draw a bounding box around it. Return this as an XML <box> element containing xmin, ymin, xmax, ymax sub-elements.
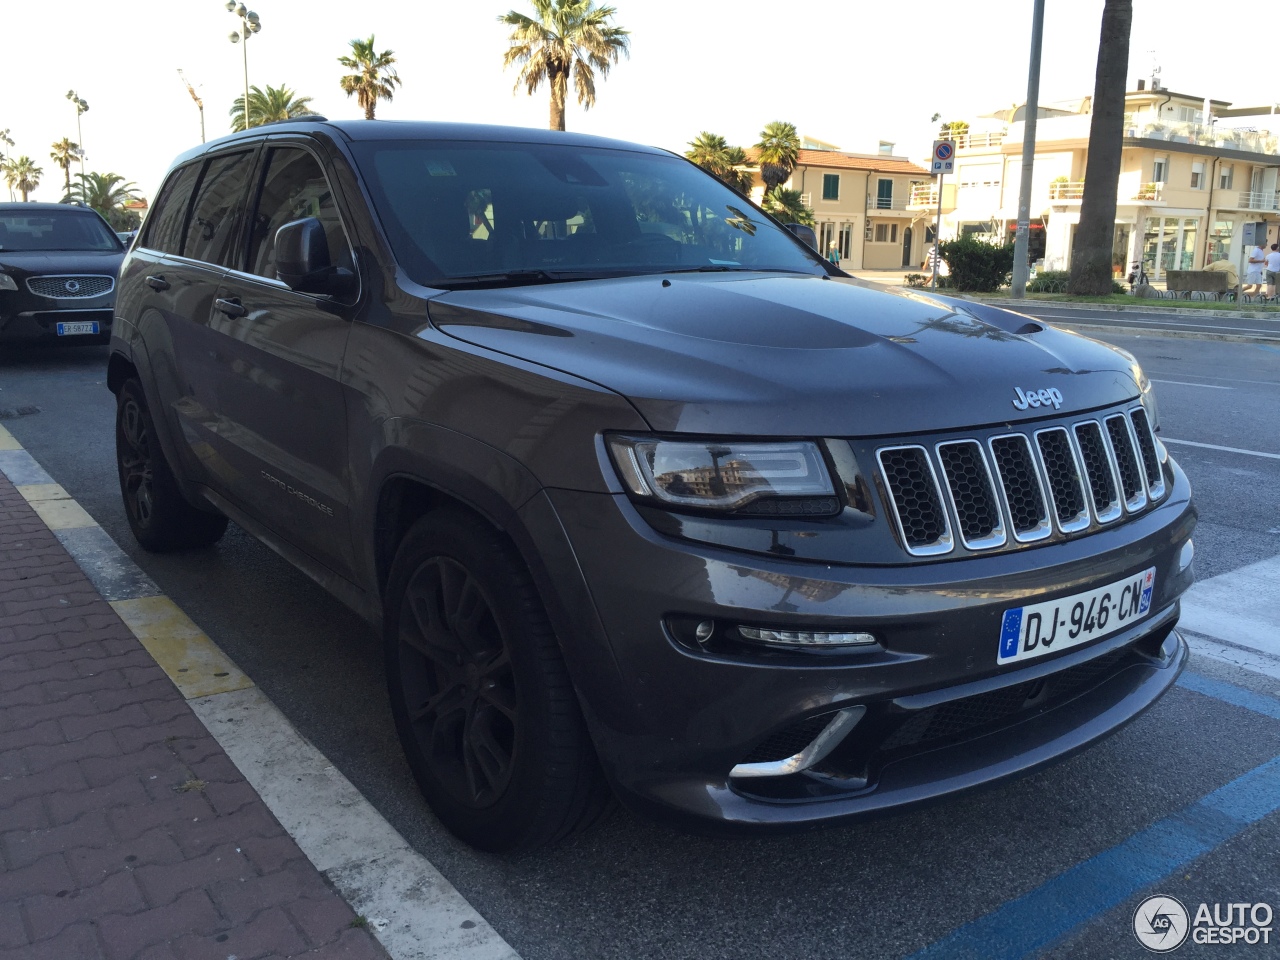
<box><xmin>4</xmin><ymin>0</ymin><xmax>1253</xmax><ymax>202</ymax></box>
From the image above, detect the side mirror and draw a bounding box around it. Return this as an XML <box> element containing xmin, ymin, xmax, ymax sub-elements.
<box><xmin>785</xmin><ymin>222</ymin><xmax>818</xmax><ymax>250</ymax></box>
<box><xmin>275</xmin><ymin>217</ymin><xmax>355</xmax><ymax>297</ymax></box>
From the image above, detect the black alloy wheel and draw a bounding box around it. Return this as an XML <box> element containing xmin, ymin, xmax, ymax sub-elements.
<box><xmin>115</xmin><ymin>379</ymin><xmax>228</xmax><ymax>551</ymax></box>
<box><xmin>385</xmin><ymin>510</ymin><xmax>608</xmax><ymax>852</ymax></box>
<box><xmin>398</xmin><ymin>556</ymin><xmax>519</xmax><ymax>808</ymax></box>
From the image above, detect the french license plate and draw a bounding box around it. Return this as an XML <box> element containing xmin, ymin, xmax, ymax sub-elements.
<box><xmin>998</xmin><ymin>567</ymin><xmax>1156</xmax><ymax>665</ymax></box>
<box><xmin>56</xmin><ymin>321</ymin><xmax>100</xmax><ymax>336</ymax></box>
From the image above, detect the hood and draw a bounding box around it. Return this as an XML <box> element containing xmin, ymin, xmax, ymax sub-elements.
<box><xmin>0</xmin><ymin>249</ymin><xmax>124</xmax><ymax>276</ymax></box>
<box><xmin>428</xmin><ymin>274</ymin><xmax>1143</xmax><ymax>437</ymax></box>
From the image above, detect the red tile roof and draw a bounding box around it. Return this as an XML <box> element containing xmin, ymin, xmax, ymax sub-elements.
<box><xmin>745</xmin><ymin>147</ymin><xmax>930</xmax><ymax>177</ymax></box>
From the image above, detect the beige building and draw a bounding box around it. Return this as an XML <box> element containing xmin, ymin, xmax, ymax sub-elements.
<box><xmin>748</xmin><ymin>147</ymin><xmax>933</xmax><ymax>270</ymax></box>
<box><xmin>913</xmin><ymin>82</ymin><xmax>1280</xmax><ymax>280</ymax></box>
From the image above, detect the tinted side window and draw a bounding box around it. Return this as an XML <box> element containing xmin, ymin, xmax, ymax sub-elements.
<box><xmin>183</xmin><ymin>151</ymin><xmax>255</xmax><ymax>266</ymax></box>
<box><xmin>142</xmin><ymin>163</ymin><xmax>200</xmax><ymax>255</ymax></box>
<box><xmin>246</xmin><ymin>147</ymin><xmax>353</xmax><ymax>280</ymax></box>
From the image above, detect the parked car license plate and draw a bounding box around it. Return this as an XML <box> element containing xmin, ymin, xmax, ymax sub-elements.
<box><xmin>56</xmin><ymin>321</ymin><xmax>100</xmax><ymax>336</ymax></box>
<box><xmin>998</xmin><ymin>566</ymin><xmax>1156</xmax><ymax>665</ymax></box>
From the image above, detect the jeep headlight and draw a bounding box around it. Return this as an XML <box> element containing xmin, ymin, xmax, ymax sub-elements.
<box><xmin>608</xmin><ymin>436</ymin><xmax>836</xmax><ymax>512</ymax></box>
<box><xmin>0</xmin><ymin>274</ymin><xmax>18</xmax><ymax>292</ymax></box>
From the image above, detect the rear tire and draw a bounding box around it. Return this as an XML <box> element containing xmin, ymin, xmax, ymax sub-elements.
<box><xmin>384</xmin><ymin>509</ymin><xmax>608</xmax><ymax>852</ymax></box>
<box><xmin>115</xmin><ymin>378</ymin><xmax>228</xmax><ymax>552</ymax></box>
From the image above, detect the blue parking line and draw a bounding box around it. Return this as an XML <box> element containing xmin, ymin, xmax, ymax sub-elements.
<box><xmin>904</xmin><ymin>757</ymin><xmax>1280</xmax><ymax>959</ymax></box>
<box><xmin>1178</xmin><ymin>672</ymin><xmax>1280</xmax><ymax>721</ymax></box>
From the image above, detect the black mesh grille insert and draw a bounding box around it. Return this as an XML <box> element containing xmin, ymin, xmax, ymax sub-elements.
<box><xmin>879</xmin><ymin>647</ymin><xmax>1132</xmax><ymax>753</ymax></box>
<box><xmin>878</xmin><ymin>447</ymin><xmax>947</xmax><ymax>548</ymax></box>
<box><xmin>1106</xmin><ymin>416</ymin><xmax>1143</xmax><ymax>502</ymax></box>
<box><xmin>1036</xmin><ymin>429</ymin><xmax>1086</xmax><ymax>524</ymax></box>
<box><xmin>740</xmin><ymin>712</ymin><xmax>835</xmax><ymax>764</ymax></box>
<box><xmin>937</xmin><ymin>442</ymin><xmax>1000</xmax><ymax>543</ymax></box>
<box><xmin>990</xmin><ymin>435</ymin><xmax>1047</xmax><ymax>535</ymax></box>
<box><xmin>1074</xmin><ymin>422</ymin><xmax>1118</xmax><ymax>516</ymax></box>
<box><xmin>1129</xmin><ymin>408</ymin><xmax>1162</xmax><ymax>491</ymax></box>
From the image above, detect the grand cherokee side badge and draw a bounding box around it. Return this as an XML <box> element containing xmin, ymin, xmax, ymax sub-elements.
<box><xmin>1013</xmin><ymin>386</ymin><xmax>1064</xmax><ymax>410</ymax></box>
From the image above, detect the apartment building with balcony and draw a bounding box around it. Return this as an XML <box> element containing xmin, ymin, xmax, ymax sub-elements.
<box><xmin>747</xmin><ymin>145</ymin><xmax>933</xmax><ymax>270</ymax></box>
<box><xmin>909</xmin><ymin>82</ymin><xmax>1280</xmax><ymax>280</ymax></box>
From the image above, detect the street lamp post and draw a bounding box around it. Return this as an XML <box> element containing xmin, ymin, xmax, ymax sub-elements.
<box><xmin>225</xmin><ymin>2</ymin><xmax>262</xmax><ymax>130</ymax></box>
<box><xmin>65</xmin><ymin>91</ymin><xmax>89</xmax><ymax>182</ymax></box>
<box><xmin>0</xmin><ymin>129</ymin><xmax>15</xmax><ymax>201</ymax></box>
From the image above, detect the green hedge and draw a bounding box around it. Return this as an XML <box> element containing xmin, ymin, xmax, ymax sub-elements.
<box><xmin>938</xmin><ymin>235</ymin><xmax>1015</xmax><ymax>292</ymax></box>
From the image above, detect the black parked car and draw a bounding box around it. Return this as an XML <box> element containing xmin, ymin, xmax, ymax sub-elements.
<box><xmin>108</xmin><ymin>119</ymin><xmax>1195</xmax><ymax>851</ymax></box>
<box><xmin>0</xmin><ymin>202</ymin><xmax>124</xmax><ymax>344</ymax></box>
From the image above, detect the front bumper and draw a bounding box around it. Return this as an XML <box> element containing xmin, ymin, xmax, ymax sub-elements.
<box><xmin>0</xmin><ymin>293</ymin><xmax>113</xmax><ymax>343</ymax></box>
<box><xmin>530</xmin><ymin>456</ymin><xmax>1196</xmax><ymax>833</ymax></box>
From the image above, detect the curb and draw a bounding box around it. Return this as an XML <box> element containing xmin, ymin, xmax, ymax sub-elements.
<box><xmin>0</xmin><ymin>423</ymin><xmax>519</xmax><ymax>960</ymax></box>
<box><xmin>964</xmin><ymin>296</ymin><xmax>1280</xmax><ymax>322</ymax></box>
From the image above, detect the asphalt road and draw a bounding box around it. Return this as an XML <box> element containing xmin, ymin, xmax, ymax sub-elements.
<box><xmin>3</xmin><ymin>327</ymin><xmax>1279</xmax><ymax>960</ymax></box>
<box><xmin>1008</xmin><ymin>301</ymin><xmax>1280</xmax><ymax>342</ymax></box>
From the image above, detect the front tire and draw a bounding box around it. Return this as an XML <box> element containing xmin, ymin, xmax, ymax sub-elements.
<box><xmin>115</xmin><ymin>379</ymin><xmax>228</xmax><ymax>552</ymax></box>
<box><xmin>384</xmin><ymin>510</ymin><xmax>608</xmax><ymax>852</ymax></box>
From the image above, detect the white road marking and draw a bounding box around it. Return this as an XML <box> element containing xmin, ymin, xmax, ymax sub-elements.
<box><xmin>192</xmin><ymin>687</ymin><xmax>520</xmax><ymax>960</ymax></box>
<box><xmin>1150</xmin><ymin>379</ymin><xmax>1233</xmax><ymax>390</ymax></box>
<box><xmin>1180</xmin><ymin>555</ymin><xmax>1280</xmax><ymax>677</ymax></box>
<box><xmin>1162</xmin><ymin>438</ymin><xmax>1280</xmax><ymax>461</ymax></box>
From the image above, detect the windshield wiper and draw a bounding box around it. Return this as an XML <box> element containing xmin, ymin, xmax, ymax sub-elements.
<box><xmin>437</xmin><ymin>270</ymin><xmax>602</xmax><ymax>289</ymax></box>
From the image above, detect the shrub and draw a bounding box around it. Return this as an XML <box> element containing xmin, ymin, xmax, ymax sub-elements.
<box><xmin>1027</xmin><ymin>270</ymin><xmax>1070</xmax><ymax>293</ymax></box>
<box><xmin>904</xmin><ymin>273</ymin><xmax>928</xmax><ymax>288</ymax></box>
<box><xmin>937</xmin><ymin>235</ymin><xmax>1015</xmax><ymax>292</ymax></box>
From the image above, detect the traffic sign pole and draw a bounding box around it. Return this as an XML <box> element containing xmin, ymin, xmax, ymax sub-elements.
<box><xmin>1011</xmin><ymin>0</ymin><xmax>1046</xmax><ymax>299</ymax></box>
<box><xmin>929</xmin><ymin>139</ymin><xmax>955</xmax><ymax>290</ymax></box>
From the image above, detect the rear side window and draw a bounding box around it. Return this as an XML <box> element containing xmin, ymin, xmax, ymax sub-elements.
<box><xmin>183</xmin><ymin>151</ymin><xmax>255</xmax><ymax>266</ymax></box>
<box><xmin>245</xmin><ymin>146</ymin><xmax>353</xmax><ymax>280</ymax></box>
<box><xmin>142</xmin><ymin>162</ymin><xmax>200</xmax><ymax>255</ymax></box>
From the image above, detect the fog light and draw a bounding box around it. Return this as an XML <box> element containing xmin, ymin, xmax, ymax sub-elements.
<box><xmin>695</xmin><ymin>620</ymin><xmax>715</xmax><ymax>643</ymax></box>
<box><xmin>738</xmin><ymin>626</ymin><xmax>876</xmax><ymax>648</ymax></box>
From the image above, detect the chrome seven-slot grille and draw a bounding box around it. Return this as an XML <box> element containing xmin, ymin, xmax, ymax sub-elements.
<box><xmin>876</xmin><ymin>404</ymin><xmax>1166</xmax><ymax>558</ymax></box>
<box><xmin>26</xmin><ymin>275</ymin><xmax>115</xmax><ymax>299</ymax></box>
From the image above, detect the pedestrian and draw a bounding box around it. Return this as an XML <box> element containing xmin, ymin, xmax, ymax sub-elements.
<box><xmin>827</xmin><ymin>241</ymin><xmax>841</xmax><ymax>268</ymax></box>
<box><xmin>1244</xmin><ymin>241</ymin><xmax>1266</xmax><ymax>297</ymax></box>
<box><xmin>1265</xmin><ymin>243</ymin><xmax>1280</xmax><ymax>300</ymax></box>
<box><xmin>1204</xmin><ymin>254</ymin><xmax>1239</xmax><ymax>300</ymax></box>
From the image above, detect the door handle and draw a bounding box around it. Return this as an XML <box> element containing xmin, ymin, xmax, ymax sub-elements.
<box><xmin>214</xmin><ymin>297</ymin><xmax>247</xmax><ymax>318</ymax></box>
<box><xmin>145</xmin><ymin>275</ymin><xmax>169</xmax><ymax>291</ymax></box>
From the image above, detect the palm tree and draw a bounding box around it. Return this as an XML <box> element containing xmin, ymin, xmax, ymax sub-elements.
<box><xmin>685</xmin><ymin>132</ymin><xmax>754</xmax><ymax>195</ymax></box>
<box><xmin>499</xmin><ymin>0</ymin><xmax>630</xmax><ymax>132</ymax></box>
<box><xmin>63</xmin><ymin>172</ymin><xmax>142</xmax><ymax>230</ymax></box>
<box><xmin>762</xmin><ymin>187</ymin><xmax>815</xmax><ymax>227</ymax></box>
<box><xmin>3</xmin><ymin>156</ymin><xmax>43</xmax><ymax>201</ymax></box>
<box><xmin>1069</xmin><ymin>0</ymin><xmax>1132</xmax><ymax>295</ymax></box>
<box><xmin>229</xmin><ymin>84</ymin><xmax>317</xmax><ymax>132</ymax></box>
<box><xmin>755</xmin><ymin>121</ymin><xmax>801</xmax><ymax>197</ymax></box>
<box><xmin>50</xmin><ymin>138</ymin><xmax>81</xmax><ymax>193</ymax></box>
<box><xmin>338</xmin><ymin>36</ymin><xmax>402</xmax><ymax>120</ymax></box>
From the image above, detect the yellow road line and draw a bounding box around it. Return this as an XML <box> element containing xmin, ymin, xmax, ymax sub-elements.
<box><xmin>29</xmin><ymin>498</ymin><xmax>97</xmax><ymax>530</ymax></box>
<box><xmin>16</xmin><ymin>482</ymin><xmax>72</xmax><ymax>502</ymax></box>
<box><xmin>110</xmin><ymin>596</ymin><xmax>254</xmax><ymax>699</ymax></box>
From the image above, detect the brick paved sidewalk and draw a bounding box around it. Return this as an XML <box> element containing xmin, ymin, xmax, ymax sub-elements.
<box><xmin>0</xmin><ymin>475</ymin><xmax>386</xmax><ymax>960</ymax></box>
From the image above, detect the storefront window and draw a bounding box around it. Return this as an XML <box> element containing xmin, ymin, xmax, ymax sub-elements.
<box><xmin>1112</xmin><ymin>224</ymin><xmax>1131</xmax><ymax>273</ymax></box>
<box><xmin>1208</xmin><ymin>219</ymin><xmax>1234</xmax><ymax>261</ymax></box>
<box><xmin>1142</xmin><ymin>216</ymin><xmax>1202</xmax><ymax>278</ymax></box>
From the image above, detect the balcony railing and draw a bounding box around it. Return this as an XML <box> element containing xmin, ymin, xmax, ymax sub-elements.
<box><xmin>1048</xmin><ymin>181</ymin><xmax>1085</xmax><ymax>200</ymax></box>
<box><xmin>947</xmin><ymin>132</ymin><xmax>1005</xmax><ymax>150</ymax></box>
<box><xmin>1236</xmin><ymin>191</ymin><xmax>1280</xmax><ymax>212</ymax></box>
<box><xmin>909</xmin><ymin>184</ymin><xmax>939</xmax><ymax>207</ymax></box>
<box><xmin>872</xmin><ymin>196</ymin><xmax>908</xmax><ymax>211</ymax></box>
<box><xmin>1134</xmin><ymin>182</ymin><xmax>1163</xmax><ymax>201</ymax></box>
<box><xmin>1127</xmin><ymin>121</ymin><xmax>1280</xmax><ymax>156</ymax></box>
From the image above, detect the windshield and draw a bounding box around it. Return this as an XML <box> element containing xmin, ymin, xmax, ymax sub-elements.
<box><xmin>349</xmin><ymin>140</ymin><xmax>824</xmax><ymax>287</ymax></box>
<box><xmin>0</xmin><ymin>210</ymin><xmax>121</xmax><ymax>253</ymax></box>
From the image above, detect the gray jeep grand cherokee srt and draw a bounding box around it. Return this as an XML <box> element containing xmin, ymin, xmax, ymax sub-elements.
<box><xmin>108</xmin><ymin>119</ymin><xmax>1195</xmax><ymax>851</ymax></box>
